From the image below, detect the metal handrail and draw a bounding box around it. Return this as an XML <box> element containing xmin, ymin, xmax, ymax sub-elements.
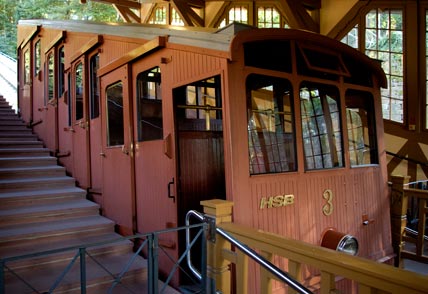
<box><xmin>185</xmin><ymin>210</ymin><xmax>312</xmax><ymax>294</ymax></box>
<box><xmin>185</xmin><ymin>210</ymin><xmax>205</xmax><ymax>280</ymax></box>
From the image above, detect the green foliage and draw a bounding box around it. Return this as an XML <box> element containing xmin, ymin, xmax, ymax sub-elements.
<box><xmin>0</xmin><ymin>0</ymin><xmax>119</xmax><ymax>58</ymax></box>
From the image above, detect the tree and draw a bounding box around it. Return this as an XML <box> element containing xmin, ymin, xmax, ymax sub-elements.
<box><xmin>0</xmin><ymin>0</ymin><xmax>119</xmax><ymax>58</ymax></box>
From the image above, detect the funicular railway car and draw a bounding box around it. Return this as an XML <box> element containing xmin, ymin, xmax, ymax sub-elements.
<box><xmin>17</xmin><ymin>19</ymin><xmax>391</xmax><ymax>291</ymax></box>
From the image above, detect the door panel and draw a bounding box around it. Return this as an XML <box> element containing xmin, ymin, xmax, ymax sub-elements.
<box><xmin>72</xmin><ymin>59</ymin><xmax>90</xmax><ymax>188</ymax></box>
<box><xmin>100</xmin><ymin>65</ymin><xmax>134</xmax><ymax>234</ymax></box>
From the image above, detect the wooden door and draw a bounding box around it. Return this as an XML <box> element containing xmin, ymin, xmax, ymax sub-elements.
<box><xmin>19</xmin><ymin>44</ymin><xmax>33</xmax><ymax>124</ymax></box>
<box><xmin>87</xmin><ymin>52</ymin><xmax>103</xmax><ymax>203</ymax></box>
<box><xmin>71</xmin><ymin>58</ymin><xmax>90</xmax><ymax>188</ymax></box>
<box><xmin>100</xmin><ymin>65</ymin><xmax>135</xmax><ymax>234</ymax></box>
<box><xmin>132</xmin><ymin>64</ymin><xmax>177</xmax><ymax>234</ymax></box>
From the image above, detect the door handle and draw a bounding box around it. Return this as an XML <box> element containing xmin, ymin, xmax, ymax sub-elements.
<box><xmin>167</xmin><ymin>178</ymin><xmax>175</xmax><ymax>202</ymax></box>
<box><xmin>121</xmin><ymin>145</ymin><xmax>129</xmax><ymax>155</ymax></box>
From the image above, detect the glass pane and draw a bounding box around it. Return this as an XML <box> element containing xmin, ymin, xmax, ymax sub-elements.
<box><xmin>58</xmin><ymin>46</ymin><xmax>65</xmax><ymax>98</ymax></box>
<box><xmin>136</xmin><ymin>67</ymin><xmax>163</xmax><ymax>142</ymax></box>
<box><xmin>300</xmin><ymin>83</ymin><xmax>343</xmax><ymax>170</ymax></box>
<box><xmin>89</xmin><ymin>54</ymin><xmax>100</xmax><ymax>119</ymax></box>
<box><xmin>366</xmin><ymin>10</ymin><xmax>377</xmax><ymax>28</ymax></box>
<box><xmin>106</xmin><ymin>82</ymin><xmax>124</xmax><ymax>146</ymax></box>
<box><xmin>34</xmin><ymin>40</ymin><xmax>41</xmax><ymax>75</ymax></box>
<box><xmin>24</xmin><ymin>50</ymin><xmax>30</xmax><ymax>84</ymax></box>
<box><xmin>247</xmin><ymin>74</ymin><xmax>296</xmax><ymax>174</ymax></box>
<box><xmin>75</xmin><ymin>62</ymin><xmax>84</xmax><ymax>121</ymax></box>
<box><xmin>48</xmin><ymin>53</ymin><xmax>54</xmax><ymax>100</ymax></box>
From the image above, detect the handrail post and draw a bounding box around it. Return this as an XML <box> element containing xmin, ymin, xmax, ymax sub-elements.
<box><xmin>79</xmin><ymin>248</ymin><xmax>86</xmax><ymax>294</ymax></box>
<box><xmin>390</xmin><ymin>175</ymin><xmax>410</xmax><ymax>268</ymax></box>
<box><xmin>200</xmin><ymin>199</ymin><xmax>234</xmax><ymax>294</ymax></box>
<box><xmin>0</xmin><ymin>260</ymin><xmax>4</xmax><ymax>294</ymax></box>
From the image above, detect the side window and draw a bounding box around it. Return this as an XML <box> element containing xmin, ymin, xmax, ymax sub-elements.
<box><xmin>106</xmin><ymin>81</ymin><xmax>124</xmax><ymax>146</ymax></box>
<box><xmin>175</xmin><ymin>76</ymin><xmax>222</xmax><ymax>132</ymax></box>
<box><xmin>47</xmin><ymin>52</ymin><xmax>55</xmax><ymax>101</ymax></box>
<box><xmin>58</xmin><ymin>46</ymin><xmax>65</xmax><ymax>98</ymax></box>
<box><xmin>89</xmin><ymin>54</ymin><xmax>100</xmax><ymax>119</ymax></box>
<box><xmin>24</xmin><ymin>49</ymin><xmax>30</xmax><ymax>84</ymax></box>
<box><xmin>300</xmin><ymin>83</ymin><xmax>343</xmax><ymax>170</ymax></box>
<box><xmin>136</xmin><ymin>67</ymin><xmax>162</xmax><ymax>141</ymax></box>
<box><xmin>346</xmin><ymin>90</ymin><xmax>378</xmax><ymax>166</ymax></box>
<box><xmin>74</xmin><ymin>62</ymin><xmax>84</xmax><ymax>121</ymax></box>
<box><xmin>247</xmin><ymin>74</ymin><xmax>297</xmax><ymax>175</ymax></box>
<box><xmin>34</xmin><ymin>40</ymin><xmax>41</xmax><ymax>76</ymax></box>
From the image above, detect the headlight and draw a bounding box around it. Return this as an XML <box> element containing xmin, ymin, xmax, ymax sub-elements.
<box><xmin>321</xmin><ymin>228</ymin><xmax>359</xmax><ymax>256</ymax></box>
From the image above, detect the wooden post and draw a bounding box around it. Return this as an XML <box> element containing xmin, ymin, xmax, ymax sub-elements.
<box><xmin>390</xmin><ymin>175</ymin><xmax>410</xmax><ymax>268</ymax></box>
<box><xmin>200</xmin><ymin>199</ymin><xmax>234</xmax><ymax>294</ymax></box>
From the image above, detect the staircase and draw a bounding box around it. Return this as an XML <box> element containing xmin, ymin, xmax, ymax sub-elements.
<box><xmin>0</xmin><ymin>96</ymin><xmax>173</xmax><ymax>293</ymax></box>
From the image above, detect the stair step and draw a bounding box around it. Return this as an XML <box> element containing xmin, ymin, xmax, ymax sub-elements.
<box><xmin>0</xmin><ymin>125</ymin><xmax>32</xmax><ymax>131</ymax></box>
<box><xmin>0</xmin><ymin>120</ymin><xmax>26</xmax><ymax>126</ymax></box>
<box><xmin>0</xmin><ymin>140</ymin><xmax>43</xmax><ymax>148</ymax></box>
<box><xmin>4</xmin><ymin>250</ymin><xmax>148</xmax><ymax>294</ymax></box>
<box><xmin>0</xmin><ymin>133</ymin><xmax>38</xmax><ymax>141</ymax></box>
<box><xmin>0</xmin><ymin>156</ymin><xmax>57</xmax><ymax>167</ymax></box>
<box><xmin>0</xmin><ymin>176</ymin><xmax>76</xmax><ymax>192</ymax></box>
<box><xmin>0</xmin><ymin>187</ymin><xmax>86</xmax><ymax>208</ymax></box>
<box><xmin>0</xmin><ymin>165</ymin><xmax>66</xmax><ymax>179</ymax></box>
<box><xmin>0</xmin><ymin>199</ymin><xmax>100</xmax><ymax>226</ymax></box>
<box><xmin>0</xmin><ymin>147</ymin><xmax>50</xmax><ymax>157</ymax></box>
<box><xmin>0</xmin><ymin>215</ymin><xmax>115</xmax><ymax>246</ymax></box>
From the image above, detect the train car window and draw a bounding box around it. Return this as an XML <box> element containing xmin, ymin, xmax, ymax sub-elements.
<box><xmin>136</xmin><ymin>67</ymin><xmax>162</xmax><ymax>141</ymax></box>
<box><xmin>47</xmin><ymin>52</ymin><xmax>54</xmax><ymax>102</ymax></box>
<box><xmin>247</xmin><ymin>74</ymin><xmax>296</xmax><ymax>175</ymax></box>
<box><xmin>176</xmin><ymin>76</ymin><xmax>222</xmax><ymax>132</ymax></box>
<box><xmin>67</xmin><ymin>72</ymin><xmax>72</xmax><ymax>127</ymax></box>
<box><xmin>244</xmin><ymin>40</ymin><xmax>292</xmax><ymax>73</ymax></box>
<box><xmin>74</xmin><ymin>62</ymin><xmax>84</xmax><ymax>121</ymax></box>
<box><xmin>24</xmin><ymin>49</ymin><xmax>30</xmax><ymax>84</ymax></box>
<box><xmin>300</xmin><ymin>83</ymin><xmax>343</xmax><ymax>170</ymax></box>
<box><xmin>106</xmin><ymin>81</ymin><xmax>124</xmax><ymax>146</ymax></box>
<box><xmin>346</xmin><ymin>90</ymin><xmax>378</xmax><ymax>166</ymax></box>
<box><xmin>58</xmin><ymin>46</ymin><xmax>65</xmax><ymax>98</ymax></box>
<box><xmin>89</xmin><ymin>54</ymin><xmax>100</xmax><ymax>119</ymax></box>
<box><xmin>34</xmin><ymin>40</ymin><xmax>41</xmax><ymax>76</ymax></box>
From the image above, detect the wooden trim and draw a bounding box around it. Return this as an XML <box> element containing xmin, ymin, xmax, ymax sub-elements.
<box><xmin>70</xmin><ymin>35</ymin><xmax>103</xmax><ymax>63</ymax></box>
<box><xmin>44</xmin><ymin>31</ymin><xmax>67</xmax><ymax>54</ymax></box>
<box><xmin>19</xmin><ymin>25</ymin><xmax>41</xmax><ymax>49</ymax></box>
<box><xmin>97</xmin><ymin>36</ymin><xmax>166</xmax><ymax>77</ymax></box>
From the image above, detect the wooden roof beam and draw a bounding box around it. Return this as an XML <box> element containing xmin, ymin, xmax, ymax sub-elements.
<box><xmin>81</xmin><ymin>0</ymin><xmax>141</xmax><ymax>10</ymax></box>
<box><xmin>114</xmin><ymin>4</ymin><xmax>141</xmax><ymax>23</ymax></box>
<box><xmin>172</xmin><ymin>0</ymin><xmax>204</xmax><ymax>27</ymax></box>
<box><xmin>278</xmin><ymin>0</ymin><xmax>319</xmax><ymax>32</ymax></box>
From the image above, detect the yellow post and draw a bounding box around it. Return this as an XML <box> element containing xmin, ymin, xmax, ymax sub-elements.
<box><xmin>200</xmin><ymin>199</ymin><xmax>234</xmax><ymax>293</ymax></box>
<box><xmin>390</xmin><ymin>175</ymin><xmax>410</xmax><ymax>268</ymax></box>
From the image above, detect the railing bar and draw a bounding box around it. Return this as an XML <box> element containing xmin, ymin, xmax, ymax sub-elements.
<box><xmin>216</xmin><ymin>227</ymin><xmax>313</xmax><ymax>294</ymax></box>
<box><xmin>0</xmin><ymin>261</ymin><xmax>4</xmax><ymax>294</ymax></box>
<box><xmin>200</xmin><ymin>225</ymin><xmax>207</xmax><ymax>294</ymax></box>
<box><xmin>48</xmin><ymin>250</ymin><xmax>81</xmax><ymax>293</ymax></box>
<box><xmin>80</xmin><ymin>248</ymin><xmax>86</xmax><ymax>294</ymax></box>
<box><xmin>153</xmin><ymin>235</ymin><xmax>159</xmax><ymax>294</ymax></box>
<box><xmin>406</xmin><ymin>227</ymin><xmax>428</xmax><ymax>242</ymax></box>
<box><xmin>3</xmin><ymin>264</ymin><xmax>42</xmax><ymax>294</ymax></box>
<box><xmin>163</xmin><ymin>226</ymin><xmax>206</xmax><ymax>288</ymax></box>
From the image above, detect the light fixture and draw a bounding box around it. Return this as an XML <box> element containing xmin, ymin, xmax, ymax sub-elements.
<box><xmin>321</xmin><ymin>228</ymin><xmax>359</xmax><ymax>256</ymax></box>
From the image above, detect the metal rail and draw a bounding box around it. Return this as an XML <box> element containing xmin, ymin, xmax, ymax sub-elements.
<box><xmin>186</xmin><ymin>210</ymin><xmax>312</xmax><ymax>294</ymax></box>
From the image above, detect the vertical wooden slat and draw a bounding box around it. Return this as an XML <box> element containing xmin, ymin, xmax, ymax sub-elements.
<box><xmin>236</xmin><ymin>251</ymin><xmax>249</xmax><ymax>294</ymax></box>
<box><xmin>417</xmin><ymin>199</ymin><xmax>426</xmax><ymax>256</ymax></box>
<box><xmin>288</xmin><ymin>260</ymin><xmax>302</xmax><ymax>294</ymax></box>
<box><xmin>260</xmin><ymin>251</ymin><xmax>273</xmax><ymax>294</ymax></box>
<box><xmin>320</xmin><ymin>271</ymin><xmax>335</xmax><ymax>294</ymax></box>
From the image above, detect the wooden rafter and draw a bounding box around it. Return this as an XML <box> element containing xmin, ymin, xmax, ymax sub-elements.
<box><xmin>172</xmin><ymin>0</ymin><xmax>204</xmax><ymax>27</ymax></box>
<box><xmin>277</xmin><ymin>0</ymin><xmax>319</xmax><ymax>32</ymax></box>
<box><xmin>84</xmin><ymin>0</ymin><xmax>141</xmax><ymax>9</ymax></box>
<box><xmin>114</xmin><ymin>4</ymin><xmax>141</xmax><ymax>23</ymax></box>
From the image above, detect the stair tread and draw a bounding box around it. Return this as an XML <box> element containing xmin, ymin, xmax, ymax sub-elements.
<box><xmin>0</xmin><ymin>165</ymin><xmax>65</xmax><ymax>173</ymax></box>
<box><xmin>0</xmin><ymin>175</ymin><xmax>75</xmax><ymax>185</ymax></box>
<box><xmin>1</xmin><ymin>232</ymin><xmax>132</xmax><ymax>260</ymax></box>
<box><xmin>0</xmin><ymin>186</ymin><xmax>86</xmax><ymax>199</ymax></box>
<box><xmin>0</xmin><ymin>155</ymin><xmax>55</xmax><ymax>160</ymax></box>
<box><xmin>0</xmin><ymin>198</ymin><xmax>99</xmax><ymax>218</ymax></box>
<box><xmin>0</xmin><ymin>215</ymin><xmax>114</xmax><ymax>242</ymax></box>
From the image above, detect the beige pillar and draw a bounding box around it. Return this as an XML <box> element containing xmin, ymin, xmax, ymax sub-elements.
<box><xmin>200</xmin><ymin>199</ymin><xmax>234</xmax><ymax>294</ymax></box>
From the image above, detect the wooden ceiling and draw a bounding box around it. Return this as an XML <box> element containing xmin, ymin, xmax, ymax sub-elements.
<box><xmin>80</xmin><ymin>0</ymin><xmax>321</xmax><ymax>32</ymax></box>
